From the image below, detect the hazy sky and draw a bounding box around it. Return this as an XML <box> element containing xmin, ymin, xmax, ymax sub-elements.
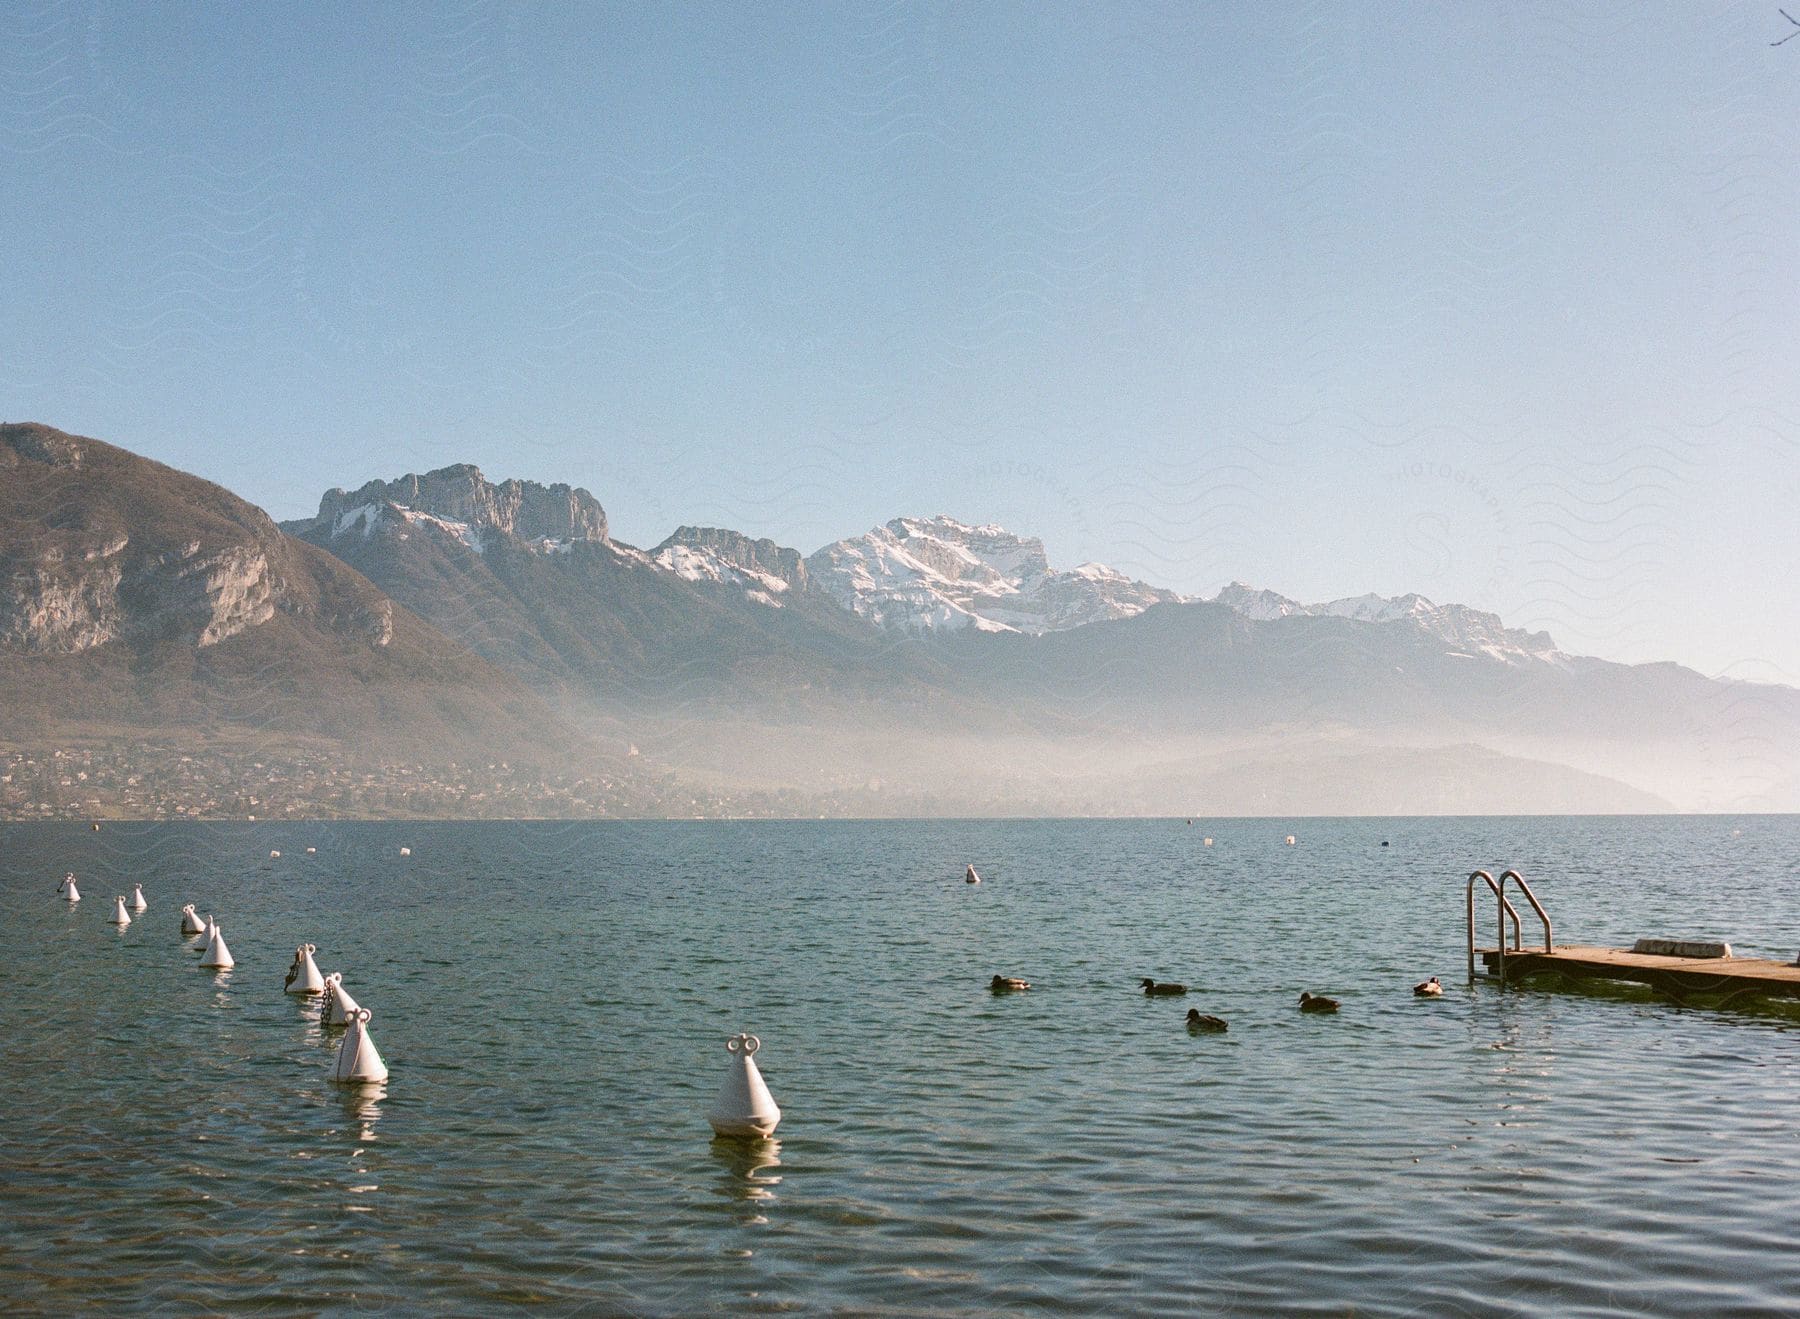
<box><xmin>5</xmin><ymin>2</ymin><xmax>1797</xmax><ymax>677</ymax></box>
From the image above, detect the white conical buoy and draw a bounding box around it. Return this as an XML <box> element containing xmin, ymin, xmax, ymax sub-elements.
<box><xmin>180</xmin><ymin>904</ymin><xmax>206</xmax><ymax>936</ymax></box>
<box><xmin>1286</xmin><ymin>835</ymin><xmax>1296</xmax><ymax>845</ymax></box>
<box><xmin>318</xmin><ymin>971</ymin><xmax>363</xmax><ymax>1027</ymax></box>
<box><xmin>708</xmin><ymin>1033</ymin><xmax>781</xmax><ymax>1138</ymax></box>
<box><xmin>109</xmin><ymin>896</ymin><xmax>132</xmax><ymax>926</ymax></box>
<box><xmin>270</xmin><ymin>849</ymin><xmax>281</xmax><ymax>859</ymax></box>
<box><xmin>200</xmin><ymin>921</ymin><xmax>234</xmax><ymax>969</ymax></box>
<box><xmin>965</xmin><ymin>865</ymin><xmax>980</xmax><ymax>884</ymax></box>
<box><xmin>284</xmin><ymin>944</ymin><xmax>324</xmax><ymax>995</ymax></box>
<box><xmin>331</xmin><ymin>1007</ymin><xmax>388</xmax><ymax>1083</ymax></box>
<box><xmin>60</xmin><ymin>874</ymin><xmax>81</xmax><ymax>902</ymax></box>
<box><xmin>398</xmin><ymin>846</ymin><xmax>411</xmax><ymax>857</ymax></box>
<box><xmin>129</xmin><ymin>884</ymin><xmax>147</xmax><ymax>912</ymax></box>
<box><xmin>306</xmin><ymin>847</ymin><xmax>316</xmax><ymax>855</ymax></box>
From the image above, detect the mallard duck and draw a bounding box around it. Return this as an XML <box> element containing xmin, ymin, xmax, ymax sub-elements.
<box><xmin>1413</xmin><ymin>977</ymin><xmax>1442</xmax><ymax>997</ymax></box>
<box><xmin>1185</xmin><ymin>1009</ymin><xmax>1228</xmax><ymax>1032</ymax></box>
<box><xmin>990</xmin><ymin>975</ymin><xmax>1030</xmax><ymax>992</ymax></box>
<box><xmin>1298</xmin><ymin>992</ymin><xmax>1339</xmax><ymax>1013</ymax></box>
<box><xmin>1142</xmin><ymin>978</ymin><xmax>1188</xmax><ymax>996</ymax></box>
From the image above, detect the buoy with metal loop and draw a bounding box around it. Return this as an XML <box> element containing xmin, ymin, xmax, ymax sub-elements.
<box><xmin>129</xmin><ymin>884</ymin><xmax>147</xmax><ymax>912</ymax></box>
<box><xmin>1286</xmin><ymin>835</ymin><xmax>1296</xmax><ymax>846</ymax></box>
<box><xmin>708</xmin><ymin>1033</ymin><xmax>781</xmax><ymax>1138</ymax></box>
<box><xmin>59</xmin><ymin>874</ymin><xmax>81</xmax><ymax>902</ymax></box>
<box><xmin>180</xmin><ymin>904</ymin><xmax>206</xmax><ymax>936</ymax></box>
<box><xmin>330</xmin><ymin>1007</ymin><xmax>388</xmax><ymax>1083</ymax></box>
<box><xmin>318</xmin><ymin>971</ymin><xmax>363</xmax><ymax>1027</ymax></box>
<box><xmin>285</xmin><ymin>944</ymin><xmax>324</xmax><ymax>995</ymax></box>
<box><xmin>108</xmin><ymin>896</ymin><xmax>132</xmax><ymax>926</ymax></box>
<box><xmin>199</xmin><ymin>920</ymin><xmax>234</xmax><ymax>969</ymax></box>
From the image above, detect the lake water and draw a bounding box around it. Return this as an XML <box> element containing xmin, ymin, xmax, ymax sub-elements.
<box><xmin>2</xmin><ymin>817</ymin><xmax>1796</xmax><ymax>1315</ymax></box>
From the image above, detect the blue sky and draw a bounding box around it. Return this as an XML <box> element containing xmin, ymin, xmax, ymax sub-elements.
<box><xmin>4</xmin><ymin>2</ymin><xmax>1796</xmax><ymax>676</ymax></box>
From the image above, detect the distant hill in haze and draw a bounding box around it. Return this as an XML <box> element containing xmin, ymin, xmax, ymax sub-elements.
<box><xmin>7</xmin><ymin>423</ymin><xmax>1796</xmax><ymax>818</ymax></box>
<box><xmin>280</xmin><ymin>455</ymin><xmax>1800</xmax><ymax>814</ymax></box>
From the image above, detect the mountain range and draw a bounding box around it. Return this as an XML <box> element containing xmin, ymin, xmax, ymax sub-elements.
<box><xmin>6</xmin><ymin>421</ymin><xmax>1797</xmax><ymax>816</ymax></box>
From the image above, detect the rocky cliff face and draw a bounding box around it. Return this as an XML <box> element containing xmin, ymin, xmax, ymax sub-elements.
<box><xmin>0</xmin><ymin>422</ymin><xmax>385</xmax><ymax>654</ymax></box>
<box><xmin>314</xmin><ymin>464</ymin><xmax>608</xmax><ymax>543</ymax></box>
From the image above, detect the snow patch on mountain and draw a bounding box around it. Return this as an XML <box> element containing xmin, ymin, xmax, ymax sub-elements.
<box><xmin>1211</xmin><ymin>581</ymin><xmax>1560</xmax><ymax>663</ymax></box>
<box><xmin>805</xmin><ymin>515</ymin><xmax>1186</xmax><ymax>634</ymax></box>
<box><xmin>327</xmin><ymin>501</ymin><xmax>488</xmax><ymax>555</ymax></box>
<box><xmin>649</xmin><ymin>527</ymin><xmax>808</xmax><ymax>609</ymax></box>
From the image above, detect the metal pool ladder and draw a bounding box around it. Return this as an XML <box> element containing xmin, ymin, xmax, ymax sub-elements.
<box><xmin>1466</xmin><ymin>869</ymin><xmax>1553</xmax><ymax>982</ymax></box>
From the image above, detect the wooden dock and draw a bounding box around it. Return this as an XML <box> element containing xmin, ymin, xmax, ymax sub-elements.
<box><xmin>1476</xmin><ymin>944</ymin><xmax>1800</xmax><ymax>1005</ymax></box>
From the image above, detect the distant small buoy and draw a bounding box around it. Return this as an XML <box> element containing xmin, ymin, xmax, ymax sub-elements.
<box><xmin>180</xmin><ymin>903</ymin><xmax>207</xmax><ymax>936</ymax></box>
<box><xmin>270</xmin><ymin>849</ymin><xmax>281</xmax><ymax>859</ymax></box>
<box><xmin>319</xmin><ymin>971</ymin><xmax>363</xmax><ymax>1027</ymax></box>
<box><xmin>306</xmin><ymin>846</ymin><xmax>316</xmax><ymax>855</ymax></box>
<box><xmin>1413</xmin><ymin>977</ymin><xmax>1442</xmax><ymax>997</ymax></box>
<box><xmin>129</xmin><ymin>883</ymin><xmax>147</xmax><ymax>912</ymax></box>
<box><xmin>1285</xmin><ymin>835</ymin><xmax>1296</xmax><ymax>846</ymax></box>
<box><xmin>330</xmin><ymin>1007</ymin><xmax>388</xmax><ymax>1084</ymax></box>
<box><xmin>1381</xmin><ymin>841</ymin><xmax>1390</xmax><ymax>847</ymax></box>
<box><xmin>108</xmin><ymin>896</ymin><xmax>132</xmax><ymax>926</ymax></box>
<box><xmin>59</xmin><ymin>873</ymin><xmax>81</xmax><ymax>902</ymax></box>
<box><xmin>708</xmin><ymin>1033</ymin><xmax>781</xmax><ymax>1138</ymax></box>
<box><xmin>1203</xmin><ymin>837</ymin><xmax>1213</xmax><ymax>847</ymax></box>
<box><xmin>964</xmin><ymin>864</ymin><xmax>980</xmax><ymax>884</ymax></box>
<box><xmin>398</xmin><ymin>847</ymin><xmax>411</xmax><ymax>858</ymax></box>
<box><xmin>285</xmin><ymin>943</ymin><xmax>324</xmax><ymax>995</ymax></box>
<box><xmin>91</xmin><ymin>822</ymin><xmax>101</xmax><ymax>832</ymax></box>
<box><xmin>200</xmin><ymin>921</ymin><xmax>234</xmax><ymax>969</ymax></box>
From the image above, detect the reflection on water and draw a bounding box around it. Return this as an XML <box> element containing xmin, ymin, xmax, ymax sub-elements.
<box><xmin>711</xmin><ymin>1135</ymin><xmax>782</xmax><ymax>1205</ymax></box>
<box><xmin>337</xmin><ymin>1080</ymin><xmax>387</xmax><ymax>1139</ymax></box>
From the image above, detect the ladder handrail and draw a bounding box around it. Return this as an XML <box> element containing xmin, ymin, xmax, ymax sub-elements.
<box><xmin>1466</xmin><ymin>869</ymin><xmax>1523</xmax><ymax>980</ymax></box>
<box><xmin>1494</xmin><ymin>868</ymin><xmax>1553</xmax><ymax>984</ymax></box>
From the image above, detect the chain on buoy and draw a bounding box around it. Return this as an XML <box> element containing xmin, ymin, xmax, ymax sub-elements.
<box><xmin>708</xmin><ymin>1033</ymin><xmax>782</xmax><ymax>1138</ymax></box>
<box><xmin>319</xmin><ymin>971</ymin><xmax>363</xmax><ymax>1027</ymax></box>
<box><xmin>284</xmin><ymin>943</ymin><xmax>324</xmax><ymax>995</ymax></box>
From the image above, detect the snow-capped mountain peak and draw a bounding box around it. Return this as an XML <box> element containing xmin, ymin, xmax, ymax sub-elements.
<box><xmin>805</xmin><ymin>515</ymin><xmax>1186</xmax><ymax>634</ymax></box>
<box><xmin>1210</xmin><ymin>582</ymin><xmax>1559</xmax><ymax>663</ymax></box>
<box><xmin>650</xmin><ymin>526</ymin><xmax>808</xmax><ymax>608</ymax></box>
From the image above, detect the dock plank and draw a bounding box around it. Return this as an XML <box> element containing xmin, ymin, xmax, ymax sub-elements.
<box><xmin>1475</xmin><ymin>944</ymin><xmax>1800</xmax><ymax>999</ymax></box>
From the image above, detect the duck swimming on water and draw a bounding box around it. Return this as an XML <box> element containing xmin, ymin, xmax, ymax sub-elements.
<box><xmin>1298</xmin><ymin>992</ymin><xmax>1339</xmax><ymax>1013</ymax></box>
<box><xmin>1185</xmin><ymin>1009</ymin><xmax>1228</xmax><ymax>1032</ymax></box>
<box><xmin>1142</xmin><ymin>978</ymin><xmax>1188</xmax><ymax>996</ymax></box>
<box><xmin>1413</xmin><ymin>977</ymin><xmax>1442</xmax><ymax>997</ymax></box>
<box><xmin>990</xmin><ymin>975</ymin><xmax>1030</xmax><ymax>992</ymax></box>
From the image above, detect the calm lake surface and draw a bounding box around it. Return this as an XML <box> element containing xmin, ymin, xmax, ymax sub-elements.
<box><xmin>2</xmin><ymin>817</ymin><xmax>1796</xmax><ymax>1316</ymax></box>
